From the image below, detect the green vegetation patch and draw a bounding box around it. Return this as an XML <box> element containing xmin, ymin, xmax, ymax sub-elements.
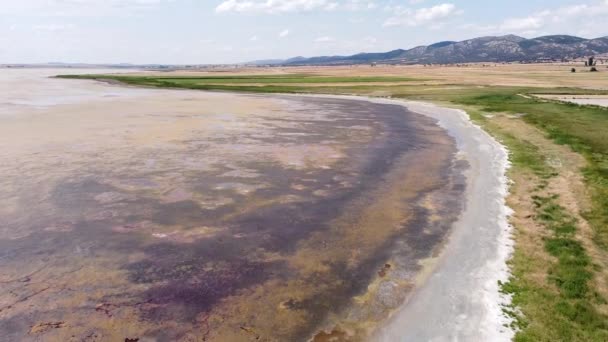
<box><xmin>503</xmin><ymin>191</ymin><xmax>608</xmax><ymax>341</ymax></box>
<box><xmin>57</xmin><ymin>74</ymin><xmax>423</xmax><ymax>87</ymax></box>
<box><xmin>59</xmin><ymin>74</ymin><xmax>420</xmax><ymax>94</ymax></box>
<box><xmin>455</xmin><ymin>91</ymin><xmax>608</xmax><ymax>249</ymax></box>
<box><xmin>453</xmin><ymin>91</ymin><xmax>608</xmax><ymax>341</ymax></box>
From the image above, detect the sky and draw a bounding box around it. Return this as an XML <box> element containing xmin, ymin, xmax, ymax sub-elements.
<box><xmin>1</xmin><ymin>0</ymin><xmax>608</xmax><ymax>64</ymax></box>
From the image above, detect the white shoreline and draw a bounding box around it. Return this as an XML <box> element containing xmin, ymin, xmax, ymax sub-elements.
<box><xmin>380</xmin><ymin>100</ymin><xmax>514</xmax><ymax>342</ymax></box>
<box><xmin>292</xmin><ymin>94</ymin><xmax>514</xmax><ymax>341</ymax></box>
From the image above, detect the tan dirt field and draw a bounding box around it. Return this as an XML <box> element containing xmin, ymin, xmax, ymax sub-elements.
<box><xmin>130</xmin><ymin>63</ymin><xmax>608</xmax><ymax>89</ymax></box>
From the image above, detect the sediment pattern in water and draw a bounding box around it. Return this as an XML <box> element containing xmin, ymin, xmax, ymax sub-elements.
<box><xmin>0</xmin><ymin>75</ymin><xmax>465</xmax><ymax>341</ymax></box>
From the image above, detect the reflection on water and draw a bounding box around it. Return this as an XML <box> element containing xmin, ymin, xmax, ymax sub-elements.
<box><xmin>0</xmin><ymin>69</ymin><xmax>465</xmax><ymax>341</ymax></box>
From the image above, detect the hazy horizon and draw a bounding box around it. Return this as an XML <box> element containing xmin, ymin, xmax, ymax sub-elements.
<box><xmin>2</xmin><ymin>0</ymin><xmax>608</xmax><ymax>65</ymax></box>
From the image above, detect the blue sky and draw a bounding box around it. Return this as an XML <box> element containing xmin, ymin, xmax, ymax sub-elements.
<box><xmin>1</xmin><ymin>0</ymin><xmax>607</xmax><ymax>64</ymax></box>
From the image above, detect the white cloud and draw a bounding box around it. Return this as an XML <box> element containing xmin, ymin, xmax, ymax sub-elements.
<box><xmin>308</xmin><ymin>35</ymin><xmax>383</xmax><ymax>56</ymax></box>
<box><xmin>315</xmin><ymin>36</ymin><xmax>335</xmax><ymax>42</ymax></box>
<box><xmin>499</xmin><ymin>17</ymin><xmax>543</xmax><ymax>32</ymax></box>
<box><xmin>363</xmin><ymin>36</ymin><xmax>377</xmax><ymax>44</ymax></box>
<box><xmin>250</xmin><ymin>35</ymin><xmax>259</xmax><ymax>41</ymax></box>
<box><xmin>464</xmin><ymin>0</ymin><xmax>608</xmax><ymax>37</ymax></box>
<box><xmin>342</xmin><ymin>0</ymin><xmax>377</xmax><ymax>11</ymax></box>
<box><xmin>278</xmin><ymin>29</ymin><xmax>290</xmax><ymax>38</ymax></box>
<box><xmin>0</xmin><ymin>0</ymin><xmax>171</xmax><ymax>17</ymax></box>
<box><xmin>33</xmin><ymin>23</ymin><xmax>76</xmax><ymax>32</ymax></box>
<box><xmin>216</xmin><ymin>0</ymin><xmax>337</xmax><ymax>13</ymax></box>
<box><xmin>384</xmin><ymin>3</ymin><xmax>460</xmax><ymax>27</ymax></box>
<box><xmin>215</xmin><ymin>0</ymin><xmax>378</xmax><ymax>14</ymax></box>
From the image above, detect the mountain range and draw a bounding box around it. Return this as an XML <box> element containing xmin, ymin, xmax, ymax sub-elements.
<box><xmin>251</xmin><ymin>35</ymin><xmax>608</xmax><ymax>66</ymax></box>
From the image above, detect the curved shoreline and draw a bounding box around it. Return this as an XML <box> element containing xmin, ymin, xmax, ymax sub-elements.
<box><xmin>379</xmin><ymin>100</ymin><xmax>514</xmax><ymax>341</ymax></box>
<box><xmin>0</xmin><ymin>71</ymin><xmax>473</xmax><ymax>341</ymax></box>
<box><xmin>292</xmin><ymin>94</ymin><xmax>514</xmax><ymax>341</ymax></box>
<box><xmin>81</xmin><ymin>81</ymin><xmax>516</xmax><ymax>339</ymax></box>
<box><xmin>1</xmin><ymin>69</ymin><xmax>513</xmax><ymax>340</ymax></box>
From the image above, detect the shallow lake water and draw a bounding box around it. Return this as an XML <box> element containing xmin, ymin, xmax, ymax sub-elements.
<box><xmin>0</xmin><ymin>69</ymin><xmax>465</xmax><ymax>341</ymax></box>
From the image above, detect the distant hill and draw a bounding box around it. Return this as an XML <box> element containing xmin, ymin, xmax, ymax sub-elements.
<box><xmin>254</xmin><ymin>35</ymin><xmax>608</xmax><ymax>66</ymax></box>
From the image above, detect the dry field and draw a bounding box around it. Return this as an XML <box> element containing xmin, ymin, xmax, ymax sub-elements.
<box><xmin>133</xmin><ymin>62</ymin><xmax>608</xmax><ymax>89</ymax></box>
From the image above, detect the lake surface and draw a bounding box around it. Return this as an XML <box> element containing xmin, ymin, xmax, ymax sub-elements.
<box><xmin>0</xmin><ymin>69</ymin><xmax>465</xmax><ymax>341</ymax></box>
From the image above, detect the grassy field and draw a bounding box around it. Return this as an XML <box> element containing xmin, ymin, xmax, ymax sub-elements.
<box><xmin>455</xmin><ymin>92</ymin><xmax>608</xmax><ymax>341</ymax></box>
<box><xmin>63</xmin><ymin>69</ymin><xmax>608</xmax><ymax>341</ymax></box>
<box><xmin>58</xmin><ymin>74</ymin><xmax>423</xmax><ymax>87</ymax></box>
